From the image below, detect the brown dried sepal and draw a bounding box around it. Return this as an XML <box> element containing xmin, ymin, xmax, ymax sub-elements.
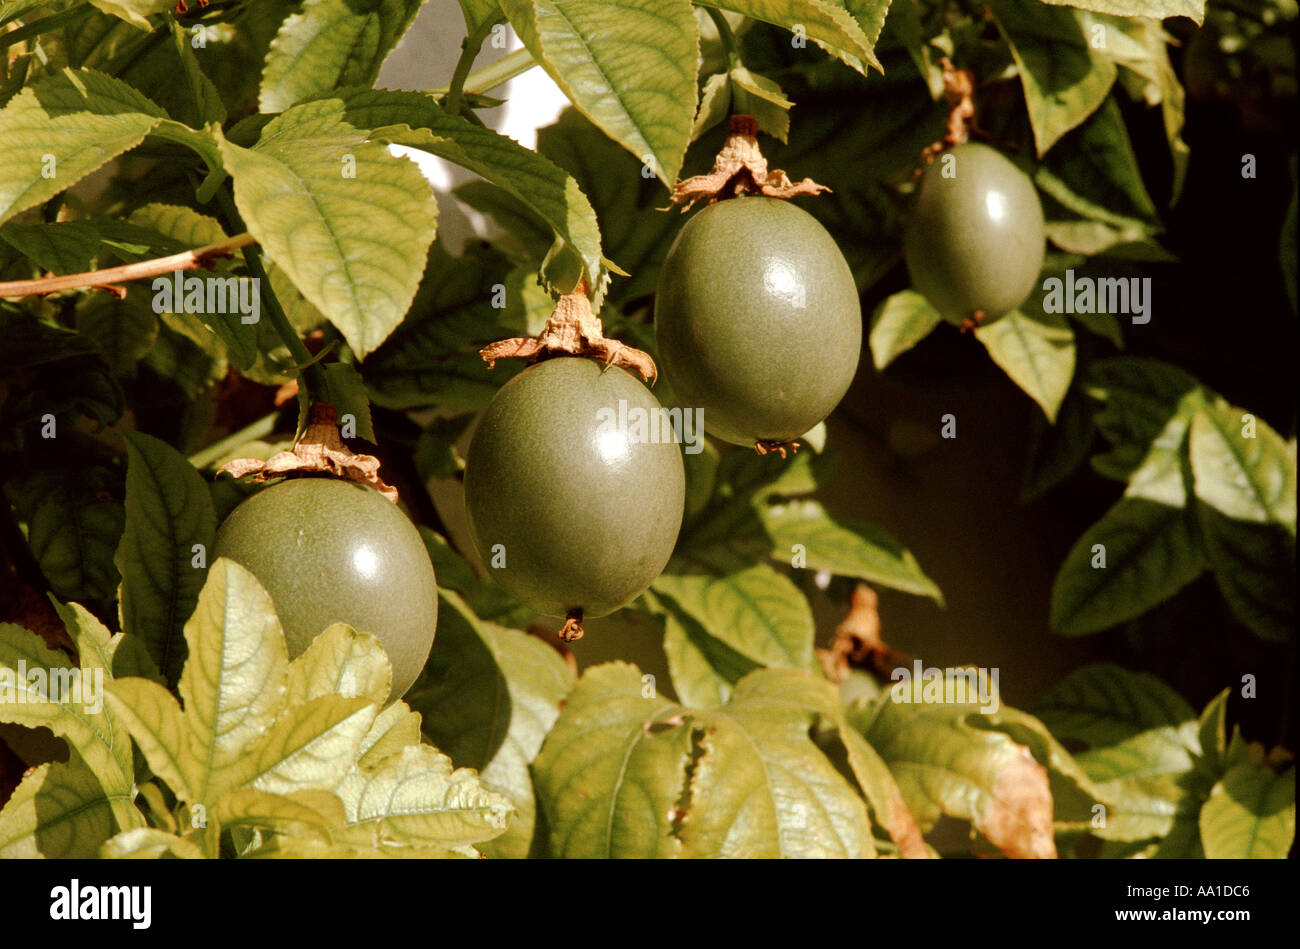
<box><xmin>918</xmin><ymin>58</ymin><xmax>977</xmax><ymax>168</ymax></box>
<box><xmin>666</xmin><ymin>115</ymin><xmax>830</xmax><ymax>212</ymax></box>
<box><xmin>526</xmin><ymin>621</ymin><xmax>579</xmax><ymax>676</ymax></box>
<box><xmin>216</xmin><ymin>402</ymin><xmax>398</xmax><ymax>502</ymax></box>
<box><xmin>754</xmin><ymin>439</ymin><xmax>801</xmax><ymax>458</ymax></box>
<box><xmin>816</xmin><ymin>584</ymin><xmax>911</xmax><ymax>684</ymax></box>
<box><xmin>959</xmin><ymin>309</ymin><xmax>987</xmax><ymax>334</ymax></box>
<box><xmin>480</xmin><ymin>281</ymin><xmax>657</xmax><ymax>384</ymax></box>
<box><xmin>558</xmin><ymin>609</ymin><xmax>584</xmax><ymax>643</ymax></box>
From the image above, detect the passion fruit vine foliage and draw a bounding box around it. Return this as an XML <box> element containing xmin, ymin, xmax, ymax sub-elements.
<box><xmin>0</xmin><ymin>0</ymin><xmax>1294</xmax><ymax>860</ymax></box>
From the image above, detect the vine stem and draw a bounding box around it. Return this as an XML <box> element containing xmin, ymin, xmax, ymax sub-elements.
<box><xmin>444</xmin><ymin>18</ymin><xmax>497</xmax><ymax>116</ymax></box>
<box><xmin>0</xmin><ymin>233</ymin><xmax>257</xmax><ymax>298</ymax></box>
<box><xmin>432</xmin><ymin>46</ymin><xmax>537</xmax><ymax>98</ymax></box>
<box><xmin>211</xmin><ymin>186</ymin><xmax>327</xmax><ymax>401</ymax></box>
<box><xmin>703</xmin><ymin>6</ymin><xmax>741</xmax><ymax>70</ymax></box>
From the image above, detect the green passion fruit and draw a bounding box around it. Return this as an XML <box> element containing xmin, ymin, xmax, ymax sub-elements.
<box><xmin>904</xmin><ymin>142</ymin><xmax>1046</xmax><ymax>327</ymax></box>
<box><xmin>213</xmin><ymin>477</ymin><xmax>438</xmax><ymax>702</ymax></box>
<box><xmin>463</xmin><ymin>357</ymin><xmax>685</xmax><ymax>621</ymax></box>
<box><xmin>654</xmin><ymin>196</ymin><xmax>862</xmax><ymax>446</ymax></box>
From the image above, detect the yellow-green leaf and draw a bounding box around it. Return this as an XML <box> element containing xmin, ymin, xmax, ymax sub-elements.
<box><xmin>499</xmin><ymin>0</ymin><xmax>700</xmax><ymax>186</ymax></box>
<box><xmin>178</xmin><ymin>558</ymin><xmax>289</xmax><ymax>804</ymax></box>
<box><xmin>285</xmin><ymin>623</ymin><xmax>392</xmax><ymax>708</ymax></box>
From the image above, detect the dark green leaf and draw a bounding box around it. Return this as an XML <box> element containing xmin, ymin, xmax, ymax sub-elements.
<box><xmin>115</xmin><ymin>431</ymin><xmax>216</xmax><ymax>687</ymax></box>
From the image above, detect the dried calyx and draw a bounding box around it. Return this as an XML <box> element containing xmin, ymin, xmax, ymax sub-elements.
<box><xmin>919</xmin><ymin>57</ymin><xmax>976</xmax><ymax>167</ymax></box>
<box><xmin>479</xmin><ymin>278</ymin><xmax>657</xmax><ymax>384</ymax></box>
<box><xmin>216</xmin><ymin>402</ymin><xmax>398</xmax><ymax>502</ymax></box>
<box><xmin>666</xmin><ymin>114</ymin><xmax>829</xmax><ymax>211</ymax></box>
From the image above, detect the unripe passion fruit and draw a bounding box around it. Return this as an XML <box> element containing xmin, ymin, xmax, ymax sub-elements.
<box><xmin>213</xmin><ymin>477</ymin><xmax>438</xmax><ymax>702</ymax></box>
<box><xmin>463</xmin><ymin>357</ymin><xmax>685</xmax><ymax>619</ymax></box>
<box><xmin>654</xmin><ymin>196</ymin><xmax>862</xmax><ymax>446</ymax></box>
<box><xmin>904</xmin><ymin>142</ymin><xmax>1045</xmax><ymax>327</ymax></box>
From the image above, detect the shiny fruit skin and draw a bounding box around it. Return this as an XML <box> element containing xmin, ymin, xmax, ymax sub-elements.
<box><xmin>654</xmin><ymin>196</ymin><xmax>862</xmax><ymax>446</ymax></box>
<box><xmin>904</xmin><ymin>142</ymin><xmax>1046</xmax><ymax>327</ymax></box>
<box><xmin>463</xmin><ymin>357</ymin><xmax>685</xmax><ymax>619</ymax></box>
<box><xmin>213</xmin><ymin>477</ymin><xmax>437</xmax><ymax>702</ymax></box>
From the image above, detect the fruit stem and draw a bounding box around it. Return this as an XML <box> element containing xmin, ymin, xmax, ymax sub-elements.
<box><xmin>559</xmin><ymin>608</ymin><xmax>584</xmax><ymax>643</ymax></box>
<box><xmin>704</xmin><ymin>6</ymin><xmax>742</xmax><ymax>71</ymax></box>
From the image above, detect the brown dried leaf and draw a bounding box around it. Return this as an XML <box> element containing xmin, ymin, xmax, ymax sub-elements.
<box><xmin>919</xmin><ymin>58</ymin><xmax>977</xmax><ymax>167</ymax></box>
<box><xmin>978</xmin><ymin>745</ymin><xmax>1057</xmax><ymax>859</ymax></box>
<box><xmin>215</xmin><ymin>403</ymin><xmax>397</xmax><ymax>501</ymax></box>
<box><xmin>479</xmin><ymin>284</ymin><xmax>657</xmax><ymax>384</ymax></box>
<box><xmin>817</xmin><ymin>585</ymin><xmax>910</xmax><ymax>683</ymax></box>
<box><xmin>667</xmin><ymin>115</ymin><xmax>829</xmax><ymax>211</ymax></box>
<box><xmin>886</xmin><ymin>785</ymin><xmax>932</xmax><ymax>859</ymax></box>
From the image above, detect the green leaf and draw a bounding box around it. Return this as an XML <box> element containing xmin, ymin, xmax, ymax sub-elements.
<box><xmin>212</xmin><ymin>788</ymin><xmax>345</xmax><ymax>845</ymax></box>
<box><xmin>699</xmin><ymin>0</ymin><xmax>881</xmax><ymax>73</ymax></box>
<box><xmin>1032</xmin><ymin>663</ymin><xmax>1196</xmax><ymax>751</ymax></box>
<box><xmin>535</xmin><ymin>108</ymin><xmax>687</xmax><ymax>303</ymax></box>
<box><xmin>729</xmin><ymin>65</ymin><xmax>792</xmax><ymax>143</ymax></box>
<box><xmin>356</xmin><ymin>700</ymin><xmax>423</xmax><ymax>772</ymax></box>
<box><xmin>1197</xmin><ymin>504</ymin><xmax>1295</xmax><ymax>643</ymax></box>
<box><xmin>975</xmin><ymin>307</ymin><xmax>1076</xmax><ymax>423</ymax></box>
<box><xmin>653</xmin><ymin>564</ymin><xmax>814</xmax><ymax>671</ymax></box>
<box><xmin>851</xmin><ymin>674</ymin><xmax>1058</xmax><ymax>858</ymax></box>
<box><xmin>532</xmin><ymin>662</ymin><xmax>691</xmax><ymax>857</ymax></box>
<box><xmin>534</xmin><ymin>663</ymin><xmax>873</xmax><ymax>857</ymax></box>
<box><xmin>1035</xmin><ymin>98</ymin><xmax>1161</xmax><ymax>231</ymax></box>
<box><xmin>1019</xmin><ymin>384</ymin><xmax>1097</xmax><ymax>502</ymax></box>
<box><xmin>678</xmin><ymin>669</ymin><xmax>874</xmax><ymax>857</ymax></box>
<box><xmin>1199</xmin><ymin>762</ymin><xmax>1295</xmax><ymax>858</ymax></box>
<box><xmin>259</xmin><ymin>0</ymin><xmax>424</xmax><ymax>112</ymax></box>
<box><xmin>0</xmin><ymin>624</ymin><xmax>140</xmax><ymax>833</ymax></box>
<box><xmin>0</xmin><ymin>220</ymin><xmax>99</xmax><ymax>273</ymax></box>
<box><xmin>243</xmin><ymin>695</ymin><xmax>377</xmax><ymax>797</ymax></box>
<box><xmin>408</xmin><ymin>591</ymin><xmax>572</xmax><ymax>859</ymax></box>
<box><xmin>164</xmin><ymin>15</ymin><xmax>226</xmax><ymax>126</ymax></box>
<box><xmin>1085</xmin><ymin>356</ymin><xmax>1201</xmax><ymax>482</ymax></box>
<box><xmin>657</xmin><ymin>593</ymin><xmax>760</xmax><ymax>709</ymax></box>
<box><xmin>869</xmin><ymin>289</ymin><xmax>942</xmax><ymax>371</ymax></box>
<box><xmin>125</xmin><ymin>203</ymin><xmax>262</xmax><ymax>373</ymax></box>
<box><xmin>1189</xmin><ymin>401</ymin><xmax>1297</xmax><ymax>533</ymax></box>
<box><xmin>0</xmin><ymin>67</ymin><xmax>165</xmax><ymax>226</ymax></box>
<box><xmin>115</xmin><ymin>431</ymin><xmax>217</xmax><ymax>688</ymax></box>
<box><xmin>989</xmin><ymin>0</ymin><xmax>1117</xmax><ymax>156</ymax></box>
<box><xmin>333</xmin><ymin>744</ymin><xmax>515</xmax><ymax>849</ymax></box>
<box><xmin>691</xmin><ymin>71</ymin><xmax>731</xmax><ymax>141</ymax></box>
<box><xmin>320</xmin><ymin>87</ymin><xmax>604</xmax><ymax>296</ymax></box>
<box><xmin>1079</xmin><ymin>12</ymin><xmax>1189</xmax><ymax>202</ymax></box>
<box><xmin>498</xmin><ymin>0</ymin><xmax>701</xmax><ymax>186</ymax></box>
<box><xmin>360</xmin><ymin>241</ymin><xmax>524</xmax><ymax>411</ymax></box>
<box><xmin>3</xmin><ymin>467</ymin><xmax>124</xmax><ymax>603</ymax></box>
<box><xmin>285</xmin><ymin>623</ymin><xmax>392</xmax><ymax>708</ymax></box>
<box><xmin>472</xmin><ymin>621</ymin><xmax>573</xmax><ymax>858</ymax></box>
<box><xmin>87</xmin><ymin>1</ymin><xmax>171</xmax><ymax>30</ymax></box>
<box><xmin>759</xmin><ymin>497</ymin><xmax>944</xmax><ymax>603</ymax></box>
<box><xmin>104</xmin><ymin>677</ymin><xmax>194</xmax><ymax>801</ymax></box>
<box><xmin>1051</xmin><ymin>497</ymin><xmax>1206</xmax><ymax>635</ymax></box>
<box><xmin>1035</xmin><ymin>0</ymin><xmax>1204</xmax><ymax>27</ymax></box>
<box><xmin>458</xmin><ymin>0</ymin><xmax>504</xmax><ymax>32</ymax></box>
<box><xmin>317</xmin><ymin>363</ymin><xmax>376</xmax><ymax>444</ymax></box>
<box><xmin>216</xmin><ymin>102</ymin><xmax>438</xmax><ymax>358</ymax></box>
<box><xmin>0</xmin><ymin>754</ymin><xmax>121</xmax><ymax>858</ymax></box>
<box><xmin>100</xmin><ymin>826</ymin><xmax>207</xmax><ymax>858</ymax></box>
<box><xmin>74</xmin><ymin>292</ymin><xmax>158</xmax><ymax>377</ymax></box>
<box><xmin>176</xmin><ymin>558</ymin><xmax>290</xmax><ymax>804</ymax></box>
